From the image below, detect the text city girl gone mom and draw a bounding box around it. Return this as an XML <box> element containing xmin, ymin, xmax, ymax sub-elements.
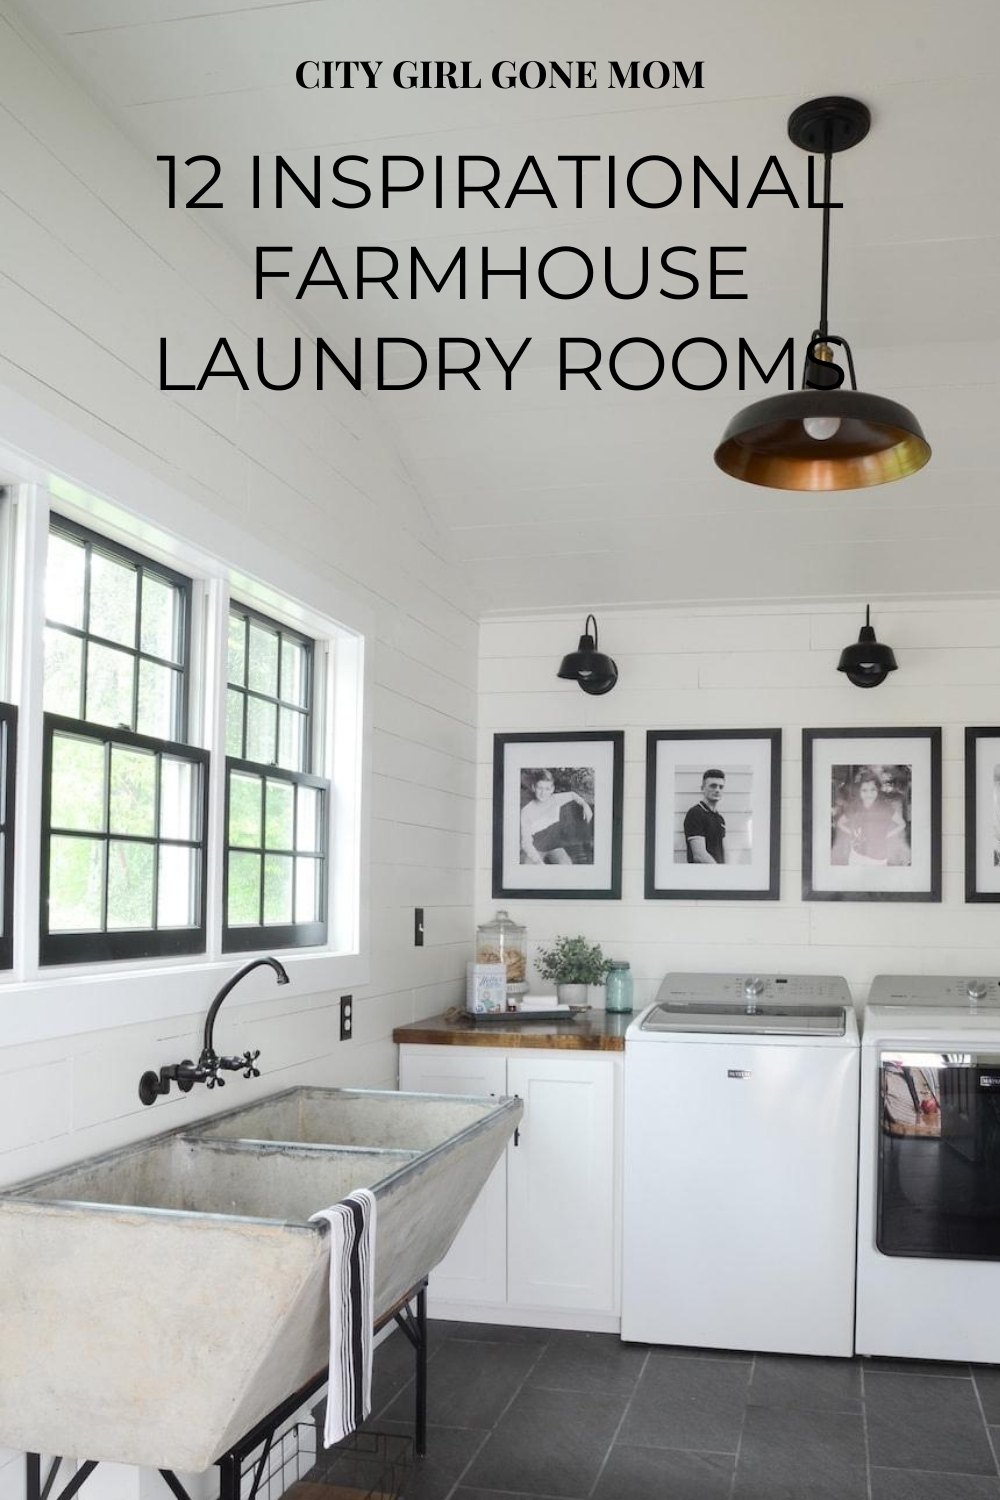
<box><xmin>294</xmin><ymin>60</ymin><xmax>705</xmax><ymax>91</ymax></box>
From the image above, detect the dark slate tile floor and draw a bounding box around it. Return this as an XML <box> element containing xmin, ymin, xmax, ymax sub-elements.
<box><xmin>364</xmin><ymin>1320</ymin><xmax>1000</xmax><ymax>1500</ymax></box>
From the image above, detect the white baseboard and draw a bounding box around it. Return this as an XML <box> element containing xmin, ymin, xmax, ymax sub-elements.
<box><xmin>427</xmin><ymin>1300</ymin><xmax>621</xmax><ymax>1334</ymax></box>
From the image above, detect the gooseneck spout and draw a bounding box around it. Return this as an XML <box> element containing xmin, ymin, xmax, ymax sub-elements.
<box><xmin>138</xmin><ymin>956</ymin><xmax>289</xmax><ymax>1106</ymax></box>
<box><xmin>203</xmin><ymin>956</ymin><xmax>290</xmax><ymax>1056</ymax></box>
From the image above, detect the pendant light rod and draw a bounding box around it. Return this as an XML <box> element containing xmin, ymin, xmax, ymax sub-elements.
<box><xmin>788</xmin><ymin>95</ymin><xmax>871</xmax><ymax>345</ymax></box>
<box><xmin>818</xmin><ymin>142</ymin><xmax>832</xmax><ymax>339</ymax></box>
<box><xmin>584</xmin><ymin>613</ymin><xmax>599</xmax><ymax>646</ymax></box>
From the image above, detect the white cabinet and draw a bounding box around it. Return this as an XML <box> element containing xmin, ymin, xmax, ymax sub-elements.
<box><xmin>398</xmin><ymin>1044</ymin><xmax>621</xmax><ymax>1330</ymax></box>
<box><xmin>506</xmin><ymin>1054</ymin><xmax>617</xmax><ymax>1313</ymax></box>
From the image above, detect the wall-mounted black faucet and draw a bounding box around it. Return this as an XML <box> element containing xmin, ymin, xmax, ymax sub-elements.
<box><xmin>138</xmin><ymin>957</ymin><xmax>290</xmax><ymax>1106</ymax></box>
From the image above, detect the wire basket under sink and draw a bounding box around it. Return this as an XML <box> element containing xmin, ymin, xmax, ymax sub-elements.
<box><xmin>239</xmin><ymin>1421</ymin><xmax>412</xmax><ymax>1500</ymax></box>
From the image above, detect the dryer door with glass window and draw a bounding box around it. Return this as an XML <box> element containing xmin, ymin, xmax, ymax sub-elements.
<box><xmin>878</xmin><ymin>1050</ymin><xmax>1000</xmax><ymax>1259</ymax></box>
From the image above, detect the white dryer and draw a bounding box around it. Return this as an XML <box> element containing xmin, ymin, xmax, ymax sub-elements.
<box><xmin>621</xmin><ymin>973</ymin><xmax>860</xmax><ymax>1356</ymax></box>
<box><xmin>857</xmin><ymin>975</ymin><xmax>1000</xmax><ymax>1363</ymax></box>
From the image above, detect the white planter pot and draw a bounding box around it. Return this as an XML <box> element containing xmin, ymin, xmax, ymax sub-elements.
<box><xmin>556</xmin><ymin>983</ymin><xmax>590</xmax><ymax>1006</ymax></box>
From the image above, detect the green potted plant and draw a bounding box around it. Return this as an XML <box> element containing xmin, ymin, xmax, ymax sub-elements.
<box><xmin>534</xmin><ymin>935</ymin><xmax>611</xmax><ymax>1006</ymax></box>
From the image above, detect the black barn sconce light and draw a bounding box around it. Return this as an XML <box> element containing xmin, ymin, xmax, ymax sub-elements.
<box><xmin>714</xmin><ymin>96</ymin><xmax>931</xmax><ymax>491</ymax></box>
<box><xmin>557</xmin><ymin>614</ymin><xmax>618</xmax><ymax>695</ymax></box>
<box><xmin>837</xmin><ymin>605</ymin><xmax>898</xmax><ymax>688</ymax></box>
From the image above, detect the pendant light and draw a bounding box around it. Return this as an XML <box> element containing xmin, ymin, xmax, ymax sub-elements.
<box><xmin>557</xmin><ymin>614</ymin><xmax>618</xmax><ymax>695</ymax></box>
<box><xmin>714</xmin><ymin>97</ymin><xmax>931</xmax><ymax>491</ymax></box>
<box><xmin>837</xmin><ymin>605</ymin><xmax>898</xmax><ymax>688</ymax></box>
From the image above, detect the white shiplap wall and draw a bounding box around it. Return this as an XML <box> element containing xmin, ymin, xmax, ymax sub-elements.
<box><xmin>478</xmin><ymin>601</ymin><xmax>1000</xmax><ymax>1007</ymax></box>
<box><xmin>0</xmin><ymin>7</ymin><xmax>476</xmax><ymax>1192</ymax></box>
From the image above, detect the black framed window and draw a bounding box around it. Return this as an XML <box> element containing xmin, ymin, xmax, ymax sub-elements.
<box><xmin>44</xmin><ymin>515</ymin><xmax>190</xmax><ymax>741</ymax></box>
<box><xmin>0</xmin><ymin>704</ymin><xmax>16</xmax><ymax>971</ymax></box>
<box><xmin>226</xmin><ymin>603</ymin><xmax>312</xmax><ymax>771</ymax></box>
<box><xmin>40</xmin><ymin>716</ymin><xmax>209</xmax><ymax>965</ymax></box>
<box><xmin>41</xmin><ymin>520</ymin><xmax>206</xmax><ymax>964</ymax></box>
<box><xmin>224</xmin><ymin>604</ymin><xmax>328</xmax><ymax>951</ymax></box>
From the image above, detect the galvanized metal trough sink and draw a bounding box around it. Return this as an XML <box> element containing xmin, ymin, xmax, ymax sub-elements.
<box><xmin>0</xmin><ymin>1086</ymin><xmax>520</xmax><ymax>1473</ymax></box>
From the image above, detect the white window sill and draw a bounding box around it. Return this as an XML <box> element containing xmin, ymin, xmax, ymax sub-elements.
<box><xmin>0</xmin><ymin>948</ymin><xmax>369</xmax><ymax>1047</ymax></box>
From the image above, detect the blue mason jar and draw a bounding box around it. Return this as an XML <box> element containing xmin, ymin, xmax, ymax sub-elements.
<box><xmin>605</xmin><ymin>960</ymin><xmax>633</xmax><ymax>1014</ymax></box>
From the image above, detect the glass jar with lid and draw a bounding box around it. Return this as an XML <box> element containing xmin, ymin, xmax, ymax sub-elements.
<box><xmin>476</xmin><ymin>909</ymin><xmax>527</xmax><ymax>996</ymax></box>
<box><xmin>605</xmin><ymin>960</ymin><xmax>633</xmax><ymax>1014</ymax></box>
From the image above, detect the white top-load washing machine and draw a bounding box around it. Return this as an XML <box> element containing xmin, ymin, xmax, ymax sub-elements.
<box><xmin>621</xmin><ymin>973</ymin><xmax>860</xmax><ymax>1356</ymax></box>
<box><xmin>858</xmin><ymin>975</ymin><xmax>1000</xmax><ymax>1363</ymax></box>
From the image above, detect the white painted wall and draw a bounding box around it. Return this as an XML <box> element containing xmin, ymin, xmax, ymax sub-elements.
<box><xmin>478</xmin><ymin>600</ymin><xmax>1000</xmax><ymax>1008</ymax></box>
<box><xmin>0</xmin><ymin>0</ymin><xmax>477</xmax><ymax>1196</ymax></box>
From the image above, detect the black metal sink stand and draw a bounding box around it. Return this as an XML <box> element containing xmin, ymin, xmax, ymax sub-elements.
<box><xmin>26</xmin><ymin>1280</ymin><xmax>428</xmax><ymax>1500</ymax></box>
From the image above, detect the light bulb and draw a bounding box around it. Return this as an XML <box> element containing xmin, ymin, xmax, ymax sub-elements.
<box><xmin>803</xmin><ymin>415</ymin><xmax>842</xmax><ymax>441</ymax></box>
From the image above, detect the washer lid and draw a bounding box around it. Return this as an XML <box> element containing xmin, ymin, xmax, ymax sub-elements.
<box><xmin>640</xmin><ymin>1003</ymin><xmax>847</xmax><ymax>1037</ymax></box>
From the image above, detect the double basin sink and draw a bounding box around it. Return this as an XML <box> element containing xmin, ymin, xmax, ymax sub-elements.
<box><xmin>0</xmin><ymin>1085</ymin><xmax>522</xmax><ymax>1473</ymax></box>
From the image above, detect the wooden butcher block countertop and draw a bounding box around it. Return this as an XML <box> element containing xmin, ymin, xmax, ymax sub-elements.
<box><xmin>392</xmin><ymin>1009</ymin><xmax>629</xmax><ymax>1051</ymax></box>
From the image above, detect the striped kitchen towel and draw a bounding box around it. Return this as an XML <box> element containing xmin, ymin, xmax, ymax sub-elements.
<box><xmin>309</xmin><ymin>1188</ymin><xmax>377</xmax><ymax>1445</ymax></box>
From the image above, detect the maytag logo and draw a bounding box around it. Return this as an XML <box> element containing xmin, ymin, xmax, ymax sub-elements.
<box><xmin>728</xmin><ymin>1069</ymin><xmax>752</xmax><ymax>1079</ymax></box>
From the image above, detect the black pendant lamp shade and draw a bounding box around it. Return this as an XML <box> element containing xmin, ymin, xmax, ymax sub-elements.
<box><xmin>557</xmin><ymin>614</ymin><xmax>618</xmax><ymax>695</ymax></box>
<box><xmin>715</xmin><ymin>97</ymin><xmax>930</xmax><ymax>491</ymax></box>
<box><xmin>837</xmin><ymin>605</ymin><xmax>898</xmax><ymax>688</ymax></box>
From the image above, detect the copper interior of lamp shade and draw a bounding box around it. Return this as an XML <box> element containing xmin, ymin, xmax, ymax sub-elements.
<box><xmin>714</xmin><ymin>390</ymin><xmax>931</xmax><ymax>491</ymax></box>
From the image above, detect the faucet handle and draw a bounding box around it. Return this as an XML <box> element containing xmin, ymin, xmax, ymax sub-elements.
<box><xmin>206</xmin><ymin>1071</ymin><xmax>226</xmax><ymax>1089</ymax></box>
<box><xmin>241</xmin><ymin>1049</ymin><xmax>261</xmax><ymax>1080</ymax></box>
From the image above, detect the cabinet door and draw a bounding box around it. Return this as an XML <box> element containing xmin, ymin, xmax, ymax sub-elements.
<box><xmin>506</xmin><ymin>1054</ymin><xmax>619</xmax><ymax>1313</ymax></box>
<box><xmin>398</xmin><ymin>1047</ymin><xmax>508</xmax><ymax>1305</ymax></box>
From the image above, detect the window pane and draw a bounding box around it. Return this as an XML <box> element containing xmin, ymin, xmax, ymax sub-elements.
<box><xmin>107</xmin><ymin>840</ymin><xmax>154</xmax><ymax>929</ymax></box>
<box><xmin>278</xmin><ymin>708</ymin><xmax>306</xmax><ymax>772</ymax></box>
<box><xmin>281</xmin><ymin>639</ymin><xmax>308</xmax><ymax>707</ymax></box>
<box><xmin>49</xmin><ymin>836</ymin><xmax>104</xmax><ymax>931</ymax></box>
<box><xmin>226</xmin><ymin>689</ymin><xmax>245</xmax><ymax>757</ymax></box>
<box><xmin>44</xmin><ymin>629</ymin><xmax>83</xmax><ymax>717</ymax></box>
<box><xmin>228</xmin><ymin>851</ymin><xmax>261</xmax><ymax>925</ymax></box>
<box><xmin>86</xmin><ymin>643</ymin><xmax>134</xmax><ymax>729</ymax></box>
<box><xmin>160</xmin><ymin>758</ymin><xmax>197</xmax><ymax>841</ymax></box>
<box><xmin>109</xmin><ymin>745</ymin><xmax>156</xmax><ymax>837</ymax></box>
<box><xmin>295</xmin><ymin>857</ymin><xmax>320</xmax><ymax>923</ymax></box>
<box><xmin>229</xmin><ymin>772</ymin><xmax>262</xmax><ymax>848</ymax></box>
<box><xmin>51</xmin><ymin>734</ymin><xmax>106</xmax><ymax>832</ymax></box>
<box><xmin>46</xmin><ymin>533</ymin><xmax>86</xmax><ymax>629</ymax></box>
<box><xmin>158</xmin><ymin>845</ymin><xmax>196</xmax><ymax>927</ymax></box>
<box><xmin>89</xmin><ymin>552</ymin><xmax>137</xmax><ymax>648</ymax></box>
<box><xmin>295</xmin><ymin>785</ymin><xmax>320</xmax><ymax>852</ymax></box>
<box><xmin>141</xmin><ymin>574</ymin><xmax>181</xmax><ymax>662</ymax></box>
<box><xmin>138</xmin><ymin>660</ymin><xmax>177</xmax><ymax>740</ymax></box>
<box><xmin>227</xmin><ymin>613</ymin><xmax>246</xmax><ymax>686</ymax></box>
<box><xmin>265</xmin><ymin>779</ymin><xmax>294</xmax><ymax>850</ymax></box>
<box><xmin>246</xmin><ymin>696</ymin><xmax>277</xmax><ymax>765</ymax></box>
<box><xmin>248</xmin><ymin>622</ymin><xmax>279</xmax><ymax>696</ymax></box>
<box><xmin>263</xmin><ymin>854</ymin><xmax>293</xmax><ymax>925</ymax></box>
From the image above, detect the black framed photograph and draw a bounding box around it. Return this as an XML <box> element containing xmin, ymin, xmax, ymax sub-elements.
<box><xmin>644</xmin><ymin>729</ymin><xmax>781</xmax><ymax>900</ymax></box>
<box><xmin>965</xmin><ymin>728</ymin><xmax>1000</xmax><ymax>902</ymax></box>
<box><xmin>803</xmin><ymin>728</ymin><xmax>941</xmax><ymax>902</ymax></box>
<box><xmin>492</xmin><ymin>732</ymin><xmax>624</xmax><ymax>899</ymax></box>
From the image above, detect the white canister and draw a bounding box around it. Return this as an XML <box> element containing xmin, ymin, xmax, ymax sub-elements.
<box><xmin>466</xmin><ymin>962</ymin><xmax>507</xmax><ymax>1013</ymax></box>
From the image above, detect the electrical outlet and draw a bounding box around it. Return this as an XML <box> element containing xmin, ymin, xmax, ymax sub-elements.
<box><xmin>339</xmin><ymin>994</ymin><xmax>353</xmax><ymax>1041</ymax></box>
<box><xmin>414</xmin><ymin>907</ymin><xmax>425</xmax><ymax>946</ymax></box>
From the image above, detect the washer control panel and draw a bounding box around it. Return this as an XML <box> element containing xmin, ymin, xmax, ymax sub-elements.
<box><xmin>654</xmin><ymin>973</ymin><xmax>852</xmax><ymax>1007</ymax></box>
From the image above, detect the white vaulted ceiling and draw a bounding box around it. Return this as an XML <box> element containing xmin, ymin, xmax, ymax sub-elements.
<box><xmin>14</xmin><ymin>0</ymin><xmax>1000</xmax><ymax>611</ymax></box>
